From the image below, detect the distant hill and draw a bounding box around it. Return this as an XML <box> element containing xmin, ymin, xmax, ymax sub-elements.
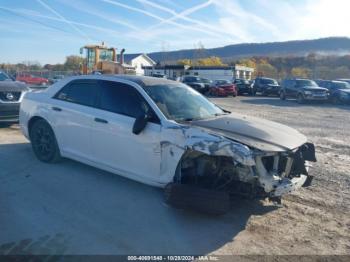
<box><xmin>137</xmin><ymin>37</ymin><xmax>350</xmax><ymax>63</ymax></box>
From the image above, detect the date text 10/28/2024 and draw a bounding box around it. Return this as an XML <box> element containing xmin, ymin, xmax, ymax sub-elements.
<box><xmin>127</xmin><ymin>256</ymin><xmax>219</xmax><ymax>261</ymax></box>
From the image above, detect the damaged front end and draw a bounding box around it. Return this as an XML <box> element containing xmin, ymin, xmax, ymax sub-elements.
<box><xmin>174</xmin><ymin>130</ymin><xmax>316</xmax><ymax>200</ymax></box>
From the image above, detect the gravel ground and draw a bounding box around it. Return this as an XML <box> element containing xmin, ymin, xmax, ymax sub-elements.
<box><xmin>0</xmin><ymin>96</ymin><xmax>349</xmax><ymax>255</ymax></box>
<box><xmin>210</xmin><ymin>96</ymin><xmax>350</xmax><ymax>255</ymax></box>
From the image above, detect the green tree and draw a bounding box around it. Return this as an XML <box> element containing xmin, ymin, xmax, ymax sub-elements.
<box><xmin>64</xmin><ymin>55</ymin><xmax>84</xmax><ymax>71</ymax></box>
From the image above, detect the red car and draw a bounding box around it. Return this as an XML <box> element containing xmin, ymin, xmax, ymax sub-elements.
<box><xmin>209</xmin><ymin>79</ymin><xmax>237</xmax><ymax>97</ymax></box>
<box><xmin>16</xmin><ymin>73</ymin><xmax>49</xmax><ymax>86</ymax></box>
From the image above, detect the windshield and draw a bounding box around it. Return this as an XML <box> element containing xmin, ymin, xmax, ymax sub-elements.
<box><xmin>143</xmin><ymin>83</ymin><xmax>226</xmax><ymax>121</ymax></box>
<box><xmin>215</xmin><ymin>80</ymin><xmax>230</xmax><ymax>85</ymax></box>
<box><xmin>201</xmin><ymin>78</ymin><xmax>212</xmax><ymax>83</ymax></box>
<box><xmin>296</xmin><ymin>80</ymin><xmax>318</xmax><ymax>87</ymax></box>
<box><xmin>261</xmin><ymin>78</ymin><xmax>278</xmax><ymax>85</ymax></box>
<box><xmin>185</xmin><ymin>77</ymin><xmax>201</xmax><ymax>82</ymax></box>
<box><xmin>334</xmin><ymin>82</ymin><xmax>350</xmax><ymax>89</ymax></box>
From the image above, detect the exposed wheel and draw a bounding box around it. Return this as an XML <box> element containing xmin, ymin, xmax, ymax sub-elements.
<box><xmin>331</xmin><ymin>96</ymin><xmax>340</xmax><ymax>104</ymax></box>
<box><xmin>164</xmin><ymin>183</ymin><xmax>230</xmax><ymax>215</ymax></box>
<box><xmin>29</xmin><ymin>119</ymin><xmax>61</xmax><ymax>163</ymax></box>
<box><xmin>280</xmin><ymin>91</ymin><xmax>286</xmax><ymax>100</ymax></box>
<box><xmin>297</xmin><ymin>94</ymin><xmax>305</xmax><ymax>104</ymax></box>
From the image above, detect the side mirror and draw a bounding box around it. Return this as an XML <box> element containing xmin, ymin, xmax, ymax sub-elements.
<box><xmin>132</xmin><ymin>114</ymin><xmax>149</xmax><ymax>135</ymax></box>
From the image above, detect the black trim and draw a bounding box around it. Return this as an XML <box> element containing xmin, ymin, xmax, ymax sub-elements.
<box><xmin>53</xmin><ymin>79</ymin><xmax>99</xmax><ymax>108</ymax></box>
<box><xmin>95</xmin><ymin>80</ymin><xmax>161</xmax><ymax>125</ymax></box>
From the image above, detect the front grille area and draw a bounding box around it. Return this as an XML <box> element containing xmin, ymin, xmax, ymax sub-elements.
<box><xmin>312</xmin><ymin>90</ymin><xmax>326</xmax><ymax>94</ymax></box>
<box><xmin>0</xmin><ymin>91</ymin><xmax>21</xmax><ymax>102</ymax></box>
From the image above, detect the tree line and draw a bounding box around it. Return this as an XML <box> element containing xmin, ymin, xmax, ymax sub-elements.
<box><xmin>177</xmin><ymin>53</ymin><xmax>350</xmax><ymax>80</ymax></box>
<box><xmin>0</xmin><ymin>55</ymin><xmax>85</xmax><ymax>73</ymax></box>
<box><xmin>2</xmin><ymin>53</ymin><xmax>350</xmax><ymax>80</ymax></box>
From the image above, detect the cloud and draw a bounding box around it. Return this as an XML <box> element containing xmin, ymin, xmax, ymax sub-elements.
<box><xmin>58</xmin><ymin>0</ymin><xmax>139</xmax><ymax>31</ymax></box>
<box><xmin>36</xmin><ymin>0</ymin><xmax>92</xmax><ymax>41</ymax></box>
<box><xmin>0</xmin><ymin>6</ymin><xmax>125</xmax><ymax>42</ymax></box>
<box><xmin>100</xmin><ymin>0</ymin><xmax>222</xmax><ymax>38</ymax></box>
<box><xmin>138</xmin><ymin>0</ymin><xmax>225</xmax><ymax>38</ymax></box>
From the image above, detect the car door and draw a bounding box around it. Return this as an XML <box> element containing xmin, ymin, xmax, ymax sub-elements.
<box><xmin>286</xmin><ymin>80</ymin><xmax>296</xmax><ymax>97</ymax></box>
<box><xmin>91</xmin><ymin>80</ymin><xmax>162</xmax><ymax>182</ymax></box>
<box><xmin>50</xmin><ymin>79</ymin><xmax>99</xmax><ymax>161</ymax></box>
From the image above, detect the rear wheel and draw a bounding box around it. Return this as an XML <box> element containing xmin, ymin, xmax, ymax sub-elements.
<box><xmin>280</xmin><ymin>91</ymin><xmax>286</xmax><ymax>100</ymax></box>
<box><xmin>331</xmin><ymin>95</ymin><xmax>340</xmax><ymax>104</ymax></box>
<box><xmin>29</xmin><ymin>119</ymin><xmax>61</xmax><ymax>163</ymax></box>
<box><xmin>297</xmin><ymin>93</ymin><xmax>305</xmax><ymax>104</ymax></box>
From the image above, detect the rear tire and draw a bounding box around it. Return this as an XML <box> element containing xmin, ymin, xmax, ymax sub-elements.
<box><xmin>280</xmin><ymin>91</ymin><xmax>286</xmax><ymax>100</ymax></box>
<box><xmin>297</xmin><ymin>94</ymin><xmax>305</xmax><ymax>104</ymax></box>
<box><xmin>331</xmin><ymin>96</ymin><xmax>340</xmax><ymax>104</ymax></box>
<box><xmin>29</xmin><ymin>119</ymin><xmax>61</xmax><ymax>163</ymax></box>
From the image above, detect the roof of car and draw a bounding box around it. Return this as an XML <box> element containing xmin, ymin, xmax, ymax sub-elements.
<box><xmin>108</xmin><ymin>75</ymin><xmax>177</xmax><ymax>87</ymax></box>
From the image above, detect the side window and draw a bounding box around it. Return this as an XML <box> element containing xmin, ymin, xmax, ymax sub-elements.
<box><xmin>289</xmin><ymin>80</ymin><xmax>296</xmax><ymax>88</ymax></box>
<box><xmin>54</xmin><ymin>80</ymin><xmax>98</xmax><ymax>107</ymax></box>
<box><xmin>98</xmin><ymin>81</ymin><xmax>159</xmax><ymax>123</ymax></box>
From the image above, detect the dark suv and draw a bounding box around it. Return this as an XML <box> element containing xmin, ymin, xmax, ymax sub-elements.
<box><xmin>280</xmin><ymin>79</ymin><xmax>328</xmax><ymax>103</ymax></box>
<box><xmin>253</xmin><ymin>77</ymin><xmax>281</xmax><ymax>96</ymax></box>
<box><xmin>318</xmin><ymin>80</ymin><xmax>350</xmax><ymax>104</ymax></box>
<box><xmin>181</xmin><ymin>76</ymin><xmax>211</xmax><ymax>94</ymax></box>
<box><xmin>0</xmin><ymin>71</ymin><xmax>29</xmax><ymax>123</ymax></box>
<box><xmin>233</xmin><ymin>78</ymin><xmax>254</xmax><ymax>95</ymax></box>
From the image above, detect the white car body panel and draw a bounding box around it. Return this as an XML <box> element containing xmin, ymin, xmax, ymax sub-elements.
<box><xmin>19</xmin><ymin>75</ymin><xmax>313</xmax><ymax>195</ymax></box>
<box><xmin>90</xmin><ymin>107</ymin><xmax>162</xmax><ymax>183</ymax></box>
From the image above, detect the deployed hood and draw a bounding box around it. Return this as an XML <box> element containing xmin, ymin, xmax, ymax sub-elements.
<box><xmin>0</xmin><ymin>81</ymin><xmax>28</xmax><ymax>92</ymax></box>
<box><xmin>190</xmin><ymin>113</ymin><xmax>307</xmax><ymax>152</ymax></box>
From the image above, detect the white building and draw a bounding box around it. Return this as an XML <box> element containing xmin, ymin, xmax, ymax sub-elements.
<box><xmin>143</xmin><ymin>65</ymin><xmax>254</xmax><ymax>80</ymax></box>
<box><xmin>123</xmin><ymin>54</ymin><xmax>156</xmax><ymax>75</ymax></box>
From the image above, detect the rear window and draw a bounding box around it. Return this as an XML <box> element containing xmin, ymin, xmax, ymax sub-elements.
<box><xmin>295</xmin><ymin>80</ymin><xmax>317</xmax><ymax>88</ymax></box>
<box><xmin>55</xmin><ymin>80</ymin><xmax>98</xmax><ymax>107</ymax></box>
<box><xmin>215</xmin><ymin>80</ymin><xmax>230</xmax><ymax>85</ymax></box>
<box><xmin>260</xmin><ymin>78</ymin><xmax>277</xmax><ymax>85</ymax></box>
<box><xmin>98</xmin><ymin>81</ymin><xmax>148</xmax><ymax>118</ymax></box>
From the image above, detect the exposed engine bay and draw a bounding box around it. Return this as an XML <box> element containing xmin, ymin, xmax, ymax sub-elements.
<box><xmin>173</xmin><ymin>142</ymin><xmax>316</xmax><ymax>200</ymax></box>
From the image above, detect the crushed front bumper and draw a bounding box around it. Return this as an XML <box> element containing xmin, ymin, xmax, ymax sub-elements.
<box><xmin>255</xmin><ymin>142</ymin><xmax>316</xmax><ymax>197</ymax></box>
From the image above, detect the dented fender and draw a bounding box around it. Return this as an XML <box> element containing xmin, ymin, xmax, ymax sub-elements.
<box><xmin>158</xmin><ymin>124</ymin><xmax>255</xmax><ymax>185</ymax></box>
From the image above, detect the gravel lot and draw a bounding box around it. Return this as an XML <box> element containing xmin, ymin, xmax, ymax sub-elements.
<box><xmin>0</xmin><ymin>96</ymin><xmax>349</xmax><ymax>255</ymax></box>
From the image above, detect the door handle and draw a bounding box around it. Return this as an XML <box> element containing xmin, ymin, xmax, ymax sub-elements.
<box><xmin>94</xmin><ymin>117</ymin><xmax>108</xmax><ymax>124</ymax></box>
<box><xmin>52</xmin><ymin>106</ymin><xmax>62</xmax><ymax>112</ymax></box>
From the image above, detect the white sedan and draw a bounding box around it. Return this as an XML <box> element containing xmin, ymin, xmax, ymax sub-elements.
<box><xmin>19</xmin><ymin>75</ymin><xmax>316</xmax><ymax>214</ymax></box>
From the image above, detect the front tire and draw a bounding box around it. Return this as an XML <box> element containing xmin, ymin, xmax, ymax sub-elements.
<box><xmin>29</xmin><ymin>119</ymin><xmax>61</xmax><ymax>163</ymax></box>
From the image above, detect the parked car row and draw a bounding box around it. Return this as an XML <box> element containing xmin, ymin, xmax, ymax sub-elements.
<box><xmin>4</xmin><ymin>72</ymin><xmax>67</xmax><ymax>86</ymax></box>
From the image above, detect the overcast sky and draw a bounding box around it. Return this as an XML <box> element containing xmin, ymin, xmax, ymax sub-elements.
<box><xmin>0</xmin><ymin>0</ymin><xmax>349</xmax><ymax>64</ymax></box>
